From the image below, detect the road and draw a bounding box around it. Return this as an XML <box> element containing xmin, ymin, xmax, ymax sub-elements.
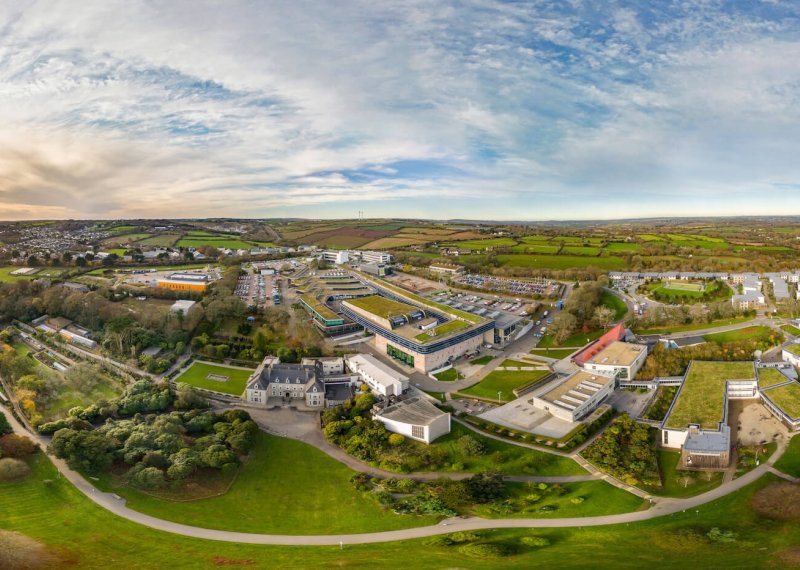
<box><xmin>1</xmin><ymin>401</ymin><xmax>790</xmax><ymax>546</ymax></box>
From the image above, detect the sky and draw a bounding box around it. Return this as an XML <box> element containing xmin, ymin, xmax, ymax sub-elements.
<box><xmin>1</xmin><ymin>1</ymin><xmax>800</xmax><ymax>221</ymax></box>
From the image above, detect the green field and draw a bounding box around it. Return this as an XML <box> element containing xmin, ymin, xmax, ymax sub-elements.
<box><xmin>780</xmin><ymin>324</ymin><xmax>800</xmax><ymax>336</ymax></box>
<box><xmin>495</xmin><ymin>255</ymin><xmax>628</xmax><ymax>270</ymax></box>
<box><xmin>537</xmin><ymin>328</ymin><xmax>604</xmax><ymax>348</ymax></box>
<box><xmin>529</xmin><ymin>348</ymin><xmax>577</xmax><ymax>359</ymax></box>
<box><xmin>469</xmin><ymin>355</ymin><xmax>494</xmax><ymax>365</ymax></box>
<box><xmin>460</xmin><ymin>369</ymin><xmax>550</xmax><ymax>401</ymax></box>
<box><xmin>1</xmin><ymin>451</ymin><xmax>799</xmax><ymax>569</ymax></box>
<box><xmin>174</xmin><ymin>361</ymin><xmax>254</xmax><ymax>395</ymax></box>
<box><xmin>662</xmin><ymin>280</ymin><xmax>705</xmax><ymax>292</ymax></box>
<box><xmin>605</xmin><ymin>242</ymin><xmax>641</xmax><ymax>252</ymax></box>
<box><xmin>599</xmin><ymin>291</ymin><xmax>627</xmax><ymax>320</ymax></box>
<box><xmin>664</xmin><ymin>361</ymin><xmax>755</xmax><ymax>429</ymax></box>
<box><xmin>773</xmin><ymin>435</ymin><xmax>800</xmax><ymax>477</ymax></box>
<box><xmin>702</xmin><ymin>326</ymin><xmax>776</xmax><ymax>344</ymax></box>
<box><xmin>633</xmin><ymin>316</ymin><xmax>753</xmax><ymax>335</ymax></box>
<box><xmin>0</xmin><ymin>267</ymin><xmax>42</xmax><ymax>282</ymax></box>
<box><xmin>433</xmin><ymin>367</ymin><xmax>461</xmax><ymax>381</ymax></box>
<box><xmin>92</xmin><ymin>432</ymin><xmax>436</xmax><ymax>534</ymax></box>
<box><xmin>176</xmin><ymin>237</ymin><xmax>257</xmax><ymax>249</ymax></box>
<box><xmin>135</xmin><ymin>234</ymin><xmax>181</xmax><ymax>247</ymax></box>
<box><xmin>439</xmin><ymin>237</ymin><xmax>518</xmax><ymax>250</ymax></box>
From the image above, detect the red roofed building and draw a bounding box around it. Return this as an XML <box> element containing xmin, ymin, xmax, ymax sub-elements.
<box><xmin>572</xmin><ymin>323</ymin><xmax>627</xmax><ymax>366</ymax></box>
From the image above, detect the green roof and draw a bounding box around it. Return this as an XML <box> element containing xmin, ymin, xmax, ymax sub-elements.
<box><xmin>758</xmin><ymin>368</ymin><xmax>791</xmax><ymax>389</ymax></box>
<box><xmin>414</xmin><ymin>319</ymin><xmax>469</xmax><ymax>341</ymax></box>
<box><xmin>300</xmin><ymin>294</ymin><xmax>342</xmax><ymax>323</ymax></box>
<box><xmin>784</xmin><ymin>344</ymin><xmax>800</xmax><ymax>357</ymax></box>
<box><xmin>763</xmin><ymin>382</ymin><xmax>800</xmax><ymax>419</ymax></box>
<box><xmin>346</xmin><ymin>295</ymin><xmax>417</xmax><ymax>319</ymax></box>
<box><xmin>664</xmin><ymin>361</ymin><xmax>755</xmax><ymax>430</ymax></box>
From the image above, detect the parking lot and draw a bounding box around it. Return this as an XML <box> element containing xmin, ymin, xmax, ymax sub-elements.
<box><xmin>235</xmin><ymin>271</ymin><xmax>272</xmax><ymax>307</ymax></box>
<box><xmin>455</xmin><ymin>273</ymin><xmax>561</xmax><ymax>297</ymax></box>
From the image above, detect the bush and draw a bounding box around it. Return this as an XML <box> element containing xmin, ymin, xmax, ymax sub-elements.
<box><xmin>0</xmin><ymin>412</ymin><xmax>11</xmax><ymax>436</ymax></box>
<box><xmin>457</xmin><ymin>435</ymin><xmax>486</xmax><ymax>456</ymax></box>
<box><xmin>0</xmin><ymin>434</ymin><xmax>38</xmax><ymax>458</ymax></box>
<box><xmin>388</xmin><ymin>433</ymin><xmax>405</xmax><ymax>446</ymax></box>
<box><xmin>521</xmin><ymin>536</ymin><xmax>550</xmax><ymax>547</ymax></box>
<box><xmin>457</xmin><ymin>542</ymin><xmax>514</xmax><ymax>559</ymax></box>
<box><xmin>0</xmin><ymin>457</ymin><xmax>30</xmax><ymax>481</ymax></box>
<box><xmin>706</xmin><ymin>527</ymin><xmax>737</xmax><ymax>544</ymax></box>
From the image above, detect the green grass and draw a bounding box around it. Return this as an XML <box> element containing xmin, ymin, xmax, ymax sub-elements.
<box><xmin>439</xmin><ymin>237</ymin><xmax>518</xmax><ymax>250</ymax></box>
<box><xmin>757</xmin><ymin>367</ymin><xmax>791</xmax><ymax>389</ymax></box>
<box><xmin>773</xmin><ymin>435</ymin><xmax>800</xmax><ymax>477</ymax></box>
<box><xmin>643</xmin><ymin>451</ymin><xmax>723</xmax><ymax>498</ymax></box>
<box><xmin>93</xmin><ymin>433</ymin><xmax>440</xmax><ymax>535</ymax></box>
<box><xmin>43</xmin><ymin>376</ymin><xmax>122</xmax><ymax>421</ymax></box>
<box><xmin>174</xmin><ymin>361</ymin><xmax>254</xmax><ymax>395</ymax></box>
<box><xmin>511</xmin><ymin>244</ymin><xmax>561</xmax><ymax>254</ymax></box>
<box><xmin>135</xmin><ymin>234</ymin><xmax>181</xmax><ymax>247</ymax></box>
<box><xmin>1</xmin><ymin>452</ymin><xmax>798</xmax><ymax>569</ymax></box>
<box><xmin>472</xmin><ymin>480</ymin><xmax>647</xmax><ymax>519</ymax></box>
<box><xmin>529</xmin><ymin>348</ymin><xmax>577</xmax><ymax>359</ymax></box>
<box><xmin>633</xmin><ymin>316</ymin><xmax>753</xmax><ymax>335</ymax></box>
<box><xmin>784</xmin><ymin>344</ymin><xmax>800</xmax><ymax>357</ymax></box>
<box><xmin>433</xmin><ymin>423</ymin><xmax>585</xmax><ymax>475</ymax></box>
<box><xmin>664</xmin><ymin>361</ymin><xmax>755</xmax><ymax>429</ymax></box>
<box><xmin>500</xmin><ymin>359</ymin><xmax>539</xmax><ymax>368</ymax></box>
<box><xmin>469</xmin><ymin>355</ymin><xmax>494</xmax><ymax>365</ymax></box>
<box><xmin>346</xmin><ymin>294</ymin><xmax>417</xmax><ymax>319</ymax></box>
<box><xmin>537</xmin><ymin>328</ymin><xmax>604</xmax><ymax>348</ymax></box>
<box><xmin>560</xmin><ymin>246</ymin><xmax>602</xmax><ymax>256</ymax></box>
<box><xmin>433</xmin><ymin>368</ymin><xmax>461</xmax><ymax>381</ymax></box>
<box><xmin>761</xmin><ymin>382</ymin><xmax>800</xmax><ymax>419</ymax></box>
<box><xmin>495</xmin><ymin>255</ymin><xmax>628</xmax><ymax>270</ymax></box>
<box><xmin>461</xmin><ymin>369</ymin><xmax>550</xmax><ymax>401</ymax></box>
<box><xmin>605</xmin><ymin>242</ymin><xmax>641</xmax><ymax>252</ymax></box>
<box><xmin>415</xmin><ymin>319</ymin><xmax>469</xmax><ymax>341</ymax></box>
<box><xmin>0</xmin><ymin>267</ymin><xmax>41</xmax><ymax>282</ymax></box>
<box><xmin>600</xmin><ymin>291</ymin><xmax>627</xmax><ymax>320</ymax></box>
<box><xmin>702</xmin><ymin>326</ymin><xmax>777</xmax><ymax>344</ymax></box>
<box><xmin>637</xmin><ymin>234</ymin><xmax>665</xmax><ymax>241</ymax></box>
<box><xmin>176</xmin><ymin>238</ymin><xmax>256</xmax><ymax>249</ymax></box>
<box><xmin>780</xmin><ymin>324</ymin><xmax>800</xmax><ymax>336</ymax></box>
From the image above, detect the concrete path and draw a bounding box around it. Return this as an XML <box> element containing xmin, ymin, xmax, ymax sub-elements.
<box><xmin>0</xmin><ymin>403</ymin><xmax>795</xmax><ymax>546</ymax></box>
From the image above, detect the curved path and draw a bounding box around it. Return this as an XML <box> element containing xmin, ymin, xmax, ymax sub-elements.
<box><xmin>0</xmin><ymin>404</ymin><xmax>791</xmax><ymax>546</ymax></box>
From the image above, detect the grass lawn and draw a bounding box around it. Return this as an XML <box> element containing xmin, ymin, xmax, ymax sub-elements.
<box><xmin>433</xmin><ymin>368</ymin><xmax>461</xmax><ymax>381</ymax></box>
<box><xmin>346</xmin><ymin>294</ymin><xmax>417</xmax><ymax>318</ymax></box>
<box><xmin>175</xmin><ymin>361</ymin><xmax>254</xmax><ymax>395</ymax></box>
<box><xmin>773</xmin><ymin>435</ymin><xmax>800</xmax><ymax>477</ymax></box>
<box><xmin>1</xmin><ymin>453</ymin><xmax>799</xmax><ymax>568</ymax></box>
<box><xmin>529</xmin><ymin>348</ymin><xmax>576</xmax><ymax>359</ymax></box>
<box><xmin>415</xmin><ymin>319</ymin><xmax>468</xmax><ymax>341</ymax></box>
<box><xmin>0</xmin><ymin>266</ymin><xmax>41</xmax><ymax>282</ymax></box>
<box><xmin>642</xmin><ymin>451</ymin><xmax>723</xmax><ymax>498</ymax></box>
<box><xmin>423</xmin><ymin>391</ymin><xmax>446</xmax><ymax>402</ymax></box>
<box><xmin>460</xmin><ymin>369</ymin><xmax>550</xmax><ymax>401</ymax></box>
<box><xmin>633</xmin><ymin>316</ymin><xmax>753</xmax><ymax>335</ymax></box>
<box><xmin>469</xmin><ymin>355</ymin><xmax>494</xmax><ymax>365</ymax></box>
<box><xmin>703</xmin><ymin>326</ymin><xmax>778</xmax><ymax>344</ymax></box>
<box><xmin>42</xmin><ymin>376</ymin><xmax>122</xmax><ymax>421</ymax></box>
<box><xmin>664</xmin><ymin>361</ymin><xmax>755</xmax><ymax>430</ymax></box>
<box><xmin>781</xmin><ymin>323</ymin><xmax>800</xmax><ymax>336</ymax></box>
<box><xmin>472</xmin><ymin>480</ymin><xmax>647</xmax><ymax>519</ymax></box>
<box><xmin>500</xmin><ymin>359</ymin><xmax>540</xmax><ymax>368</ymax></box>
<box><xmin>433</xmin><ymin>423</ymin><xmax>585</xmax><ymax>476</ymax></box>
<box><xmin>537</xmin><ymin>328</ymin><xmax>604</xmax><ymax>348</ymax></box>
<box><xmin>600</xmin><ymin>291</ymin><xmax>627</xmax><ymax>320</ymax></box>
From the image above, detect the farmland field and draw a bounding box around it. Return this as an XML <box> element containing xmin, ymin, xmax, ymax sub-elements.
<box><xmin>495</xmin><ymin>254</ymin><xmax>628</xmax><ymax>270</ymax></box>
<box><xmin>439</xmin><ymin>237</ymin><xmax>518</xmax><ymax>250</ymax></box>
<box><xmin>176</xmin><ymin>237</ymin><xmax>255</xmax><ymax>249</ymax></box>
<box><xmin>361</xmin><ymin>236</ymin><xmax>430</xmax><ymax>249</ymax></box>
<box><xmin>135</xmin><ymin>234</ymin><xmax>181</xmax><ymax>247</ymax></box>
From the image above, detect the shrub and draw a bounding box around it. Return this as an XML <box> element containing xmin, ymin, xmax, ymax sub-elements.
<box><xmin>521</xmin><ymin>536</ymin><xmax>551</xmax><ymax>547</ymax></box>
<box><xmin>0</xmin><ymin>458</ymin><xmax>30</xmax><ymax>481</ymax></box>
<box><xmin>457</xmin><ymin>435</ymin><xmax>486</xmax><ymax>456</ymax></box>
<box><xmin>457</xmin><ymin>542</ymin><xmax>514</xmax><ymax>559</ymax></box>
<box><xmin>447</xmin><ymin>531</ymin><xmax>486</xmax><ymax>544</ymax></box>
<box><xmin>706</xmin><ymin>527</ymin><xmax>737</xmax><ymax>544</ymax></box>
<box><xmin>0</xmin><ymin>412</ymin><xmax>11</xmax><ymax>436</ymax></box>
<box><xmin>0</xmin><ymin>434</ymin><xmax>38</xmax><ymax>458</ymax></box>
<box><xmin>388</xmin><ymin>433</ymin><xmax>405</xmax><ymax>446</ymax></box>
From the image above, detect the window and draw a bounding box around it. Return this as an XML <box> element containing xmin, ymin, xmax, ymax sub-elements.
<box><xmin>663</xmin><ymin>431</ymin><xmax>669</xmax><ymax>445</ymax></box>
<box><xmin>411</xmin><ymin>425</ymin><xmax>424</xmax><ymax>439</ymax></box>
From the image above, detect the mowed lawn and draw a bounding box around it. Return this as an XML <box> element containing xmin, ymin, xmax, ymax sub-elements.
<box><xmin>600</xmin><ymin>291</ymin><xmax>627</xmax><ymax>320</ymax></box>
<box><xmin>94</xmin><ymin>432</ymin><xmax>439</xmax><ymax>534</ymax></box>
<box><xmin>175</xmin><ymin>361</ymin><xmax>254</xmax><ymax>395</ymax></box>
<box><xmin>461</xmin><ymin>369</ymin><xmax>550</xmax><ymax>401</ymax></box>
<box><xmin>702</xmin><ymin>325</ymin><xmax>777</xmax><ymax>344</ymax></box>
<box><xmin>1</xmin><ymin>452</ymin><xmax>799</xmax><ymax>568</ymax></box>
<box><xmin>773</xmin><ymin>436</ymin><xmax>800</xmax><ymax>477</ymax></box>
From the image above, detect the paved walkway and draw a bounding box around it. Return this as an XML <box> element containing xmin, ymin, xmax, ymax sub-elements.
<box><xmin>0</xmin><ymin>403</ymin><xmax>795</xmax><ymax>546</ymax></box>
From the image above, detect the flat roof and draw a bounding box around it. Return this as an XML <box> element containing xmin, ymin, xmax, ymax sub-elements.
<box><xmin>376</xmin><ymin>396</ymin><xmax>447</xmax><ymax>426</ymax></box>
<box><xmin>758</xmin><ymin>367</ymin><xmax>791</xmax><ymax>389</ymax></box>
<box><xmin>539</xmin><ymin>371</ymin><xmax>613</xmax><ymax>411</ymax></box>
<box><xmin>347</xmin><ymin>354</ymin><xmax>409</xmax><ymax>385</ymax></box>
<box><xmin>584</xmin><ymin>341</ymin><xmax>645</xmax><ymax>367</ymax></box>
<box><xmin>762</xmin><ymin>382</ymin><xmax>800</xmax><ymax>419</ymax></box>
<box><xmin>664</xmin><ymin>361</ymin><xmax>755</xmax><ymax>430</ymax></box>
<box><xmin>345</xmin><ymin>295</ymin><xmax>418</xmax><ymax>319</ymax></box>
<box><xmin>784</xmin><ymin>344</ymin><xmax>800</xmax><ymax>357</ymax></box>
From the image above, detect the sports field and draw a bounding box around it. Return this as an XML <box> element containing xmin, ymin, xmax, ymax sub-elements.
<box><xmin>662</xmin><ymin>280</ymin><xmax>705</xmax><ymax>292</ymax></box>
<box><xmin>174</xmin><ymin>361</ymin><xmax>255</xmax><ymax>395</ymax></box>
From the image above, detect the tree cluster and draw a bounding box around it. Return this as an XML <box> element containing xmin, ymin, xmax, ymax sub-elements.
<box><xmin>582</xmin><ymin>414</ymin><xmax>659</xmax><ymax>486</ymax></box>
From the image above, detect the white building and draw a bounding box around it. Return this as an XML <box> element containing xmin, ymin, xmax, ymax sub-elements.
<box><xmin>731</xmin><ymin>290</ymin><xmax>765</xmax><ymax>309</ymax></box>
<box><xmin>782</xmin><ymin>345</ymin><xmax>800</xmax><ymax>368</ymax></box>
<box><xmin>429</xmin><ymin>263</ymin><xmax>465</xmax><ymax>274</ymax></box>
<box><xmin>532</xmin><ymin>371</ymin><xmax>614</xmax><ymax>422</ymax></box>
<box><xmin>373</xmin><ymin>396</ymin><xmax>450</xmax><ymax>443</ymax></box>
<box><xmin>346</xmin><ymin>354</ymin><xmax>409</xmax><ymax>396</ymax></box>
<box><xmin>359</xmin><ymin>250</ymin><xmax>392</xmax><ymax>264</ymax></box>
<box><xmin>301</xmin><ymin>356</ymin><xmax>344</xmax><ymax>375</ymax></box>
<box><xmin>321</xmin><ymin>250</ymin><xmax>349</xmax><ymax>265</ymax></box>
<box><xmin>581</xmin><ymin>341</ymin><xmax>647</xmax><ymax>381</ymax></box>
<box><xmin>170</xmin><ymin>299</ymin><xmax>197</xmax><ymax>314</ymax></box>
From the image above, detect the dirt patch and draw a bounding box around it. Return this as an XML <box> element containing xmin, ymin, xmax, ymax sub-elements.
<box><xmin>296</xmin><ymin>228</ymin><xmax>393</xmax><ymax>248</ymax></box>
<box><xmin>752</xmin><ymin>482</ymin><xmax>800</xmax><ymax>520</ymax></box>
<box><xmin>211</xmin><ymin>557</ymin><xmax>256</xmax><ymax>566</ymax></box>
<box><xmin>0</xmin><ymin>530</ymin><xmax>61</xmax><ymax>570</ymax></box>
<box><xmin>729</xmin><ymin>400</ymin><xmax>788</xmax><ymax>446</ymax></box>
<box><xmin>779</xmin><ymin>547</ymin><xmax>800</xmax><ymax>566</ymax></box>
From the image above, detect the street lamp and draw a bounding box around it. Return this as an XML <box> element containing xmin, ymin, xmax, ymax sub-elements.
<box><xmin>497</xmin><ymin>391</ymin><xmax>502</xmax><ymax>401</ymax></box>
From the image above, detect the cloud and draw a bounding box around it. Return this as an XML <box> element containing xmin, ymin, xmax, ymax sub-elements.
<box><xmin>0</xmin><ymin>1</ymin><xmax>799</xmax><ymax>220</ymax></box>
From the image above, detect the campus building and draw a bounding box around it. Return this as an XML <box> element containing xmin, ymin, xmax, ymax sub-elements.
<box><xmin>345</xmin><ymin>354</ymin><xmax>409</xmax><ymax>397</ymax></box>
<box><xmin>244</xmin><ymin>356</ymin><xmax>358</xmax><ymax>408</ymax></box>
<box><xmin>372</xmin><ymin>396</ymin><xmax>451</xmax><ymax>444</ymax></box>
<box><xmin>532</xmin><ymin>370</ymin><xmax>614</xmax><ymax>422</ymax></box>
<box><xmin>340</xmin><ymin>274</ymin><xmax>494</xmax><ymax>373</ymax></box>
<box><xmin>428</xmin><ymin>262</ymin><xmax>465</xmax><ymax>274</ymax></box>
<box><xmin>157</xmin><ymin>273</ymin><xmax>209</xmax><ymax>292</ymax></box>
<box><xmin>573</xmin><ymin>324</ymin><xmax>647</xmax><ymax>381</ymax></box>
<box><xmin>321</xmin><ymin>250</ymin><xmax>350</xmax><ymax>265</ymax></box>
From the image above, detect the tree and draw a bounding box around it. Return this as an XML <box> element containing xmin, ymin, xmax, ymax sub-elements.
<box><xmin>592</xmin><ymin>305</ymin><xmax>615</xmax><ymax>329</ymax></box>
<box><xmin>0</xmin><ymin>434</ymin><xmax>38</xmax><ymax>458</ymax></box>
<box><xmin>465</xmin><ymin>471</ymin><xmax>505</xmax><ymax>503</ymax></box>
<box><xmin>49</xmin><ymin>428</ymin><xmax>116</xmax><ymax>474</ymax></box>
<box><xmin>551</xmin><ymin>312</ymin><xmax>578</xmax><ymax>344</ymax></box>
<box><xmin>173</xmin><ymin>383</ymin><xmax>208</xmax><ymax>410</ymax></box>
<box><xmin>0</xmin><ymin>413</ymin><xmax>11</xmax><ymax>435</ymax></box>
